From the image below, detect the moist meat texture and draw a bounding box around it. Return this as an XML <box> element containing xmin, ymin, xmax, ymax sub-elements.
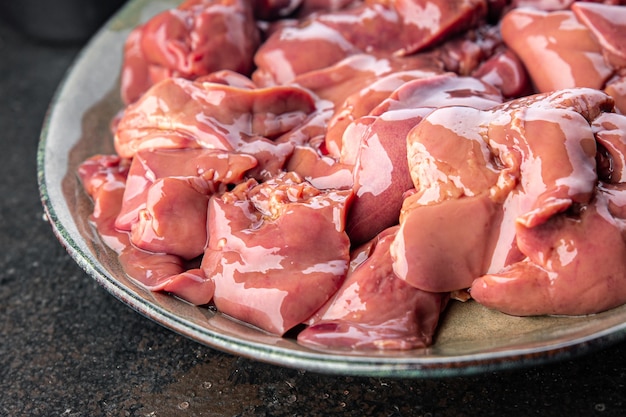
<box><xmin>78</xmin><ymin>0</ymin><xmax>626</xmax><ymax>351</ymax></box>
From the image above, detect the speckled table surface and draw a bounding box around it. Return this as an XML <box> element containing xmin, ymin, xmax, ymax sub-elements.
<box><xmin>2</xmin><ymin>10</ymin><xmax>626</xmax><ymax>417</ymax></box>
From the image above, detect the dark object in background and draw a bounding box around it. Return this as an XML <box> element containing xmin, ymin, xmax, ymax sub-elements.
<box><xmin>0</xmin><ymin>0</ymin><xmax>127</xmax><ymax>44</ymax></box>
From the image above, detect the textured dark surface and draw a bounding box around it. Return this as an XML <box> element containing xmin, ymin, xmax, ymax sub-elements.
<box><xmin>2</xmin><ymin>11</ymin><xmax>626</xmax><ymax>417</ymax></box>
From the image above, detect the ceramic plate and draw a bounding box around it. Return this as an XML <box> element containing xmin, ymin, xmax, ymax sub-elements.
<box><xmin>38</xmin><ymin>0</ymin><xmax>626</xmax><ymax>378</ymax></box>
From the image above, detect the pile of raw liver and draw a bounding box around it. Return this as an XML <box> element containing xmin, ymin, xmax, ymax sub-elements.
<box><xmin>78</xmin><ymin>0</ymin><xmax>626</xmax><ymax>351</ymax></box>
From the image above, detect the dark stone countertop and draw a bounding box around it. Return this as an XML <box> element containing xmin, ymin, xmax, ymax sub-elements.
<box><xmin>1</xmin><ymin>10</ymin><xmax>626</xmax><ymax>417</ymax></box>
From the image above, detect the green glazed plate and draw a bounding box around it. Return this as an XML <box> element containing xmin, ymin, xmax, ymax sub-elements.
<box><xmin>37</xmin><ymin>0</ymin><xmax>626</xmax><ymax>378</ymax></box>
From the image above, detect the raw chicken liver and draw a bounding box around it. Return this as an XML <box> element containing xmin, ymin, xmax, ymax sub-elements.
<box><xmin>76</xmin><ymin>0</ymin><xmax>626</xmax><ymax>351</ymax></box>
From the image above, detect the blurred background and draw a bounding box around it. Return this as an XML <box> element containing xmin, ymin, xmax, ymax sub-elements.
<box><xmin>0</xmin><ymin>0</ymin><xmax>126</xmax><ymax>44</ymax></box>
